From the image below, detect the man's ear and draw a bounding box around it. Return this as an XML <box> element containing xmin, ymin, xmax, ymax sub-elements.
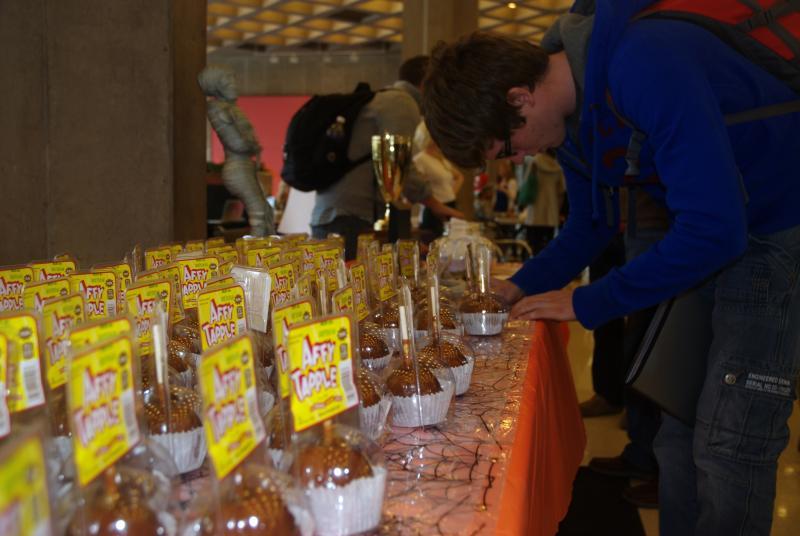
<box><xmin>506</xmin><ymin>86</ymin><xmax>533</xmax><ymax>107</ymax></box>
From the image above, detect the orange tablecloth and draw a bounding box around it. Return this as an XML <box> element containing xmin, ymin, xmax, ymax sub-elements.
<box><xmin>496</xmin><ymin>320</ymin><xmax>586</xmax><ymax>536</ymax></box>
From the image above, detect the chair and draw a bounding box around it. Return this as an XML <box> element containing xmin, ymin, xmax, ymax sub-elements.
<box><xmin>492</xmin><ymin>239</ymin><xmax>533</xmax><ymax>263</ymax></box>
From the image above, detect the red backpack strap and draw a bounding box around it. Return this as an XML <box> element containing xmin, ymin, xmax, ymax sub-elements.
<box><xmin>637</xmin><ymin>0</ymin><xmax>800</xmax><ymax>91</ymax></box>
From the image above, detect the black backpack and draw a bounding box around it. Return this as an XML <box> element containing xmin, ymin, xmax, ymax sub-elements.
<box><xmin>281</xmin><ymin>82</ymin><xmax>377</xmax><ymax>192</ymax></box>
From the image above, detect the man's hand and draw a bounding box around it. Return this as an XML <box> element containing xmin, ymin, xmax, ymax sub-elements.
<box><xmin>491</xmin><ymin>278</ymin><xmax>524</xmax><ymax>305</ymax></box>
<box><xmin>509</xmin><ymin>288</ymin><xmax>576</xmax><ymax>322</ymax></box>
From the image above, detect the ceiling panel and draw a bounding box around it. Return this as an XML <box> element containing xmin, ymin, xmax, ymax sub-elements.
<box><xmin>207</xmin><ymin>0</ymin><xmax>572</xmax><ymax>55</ymax></box>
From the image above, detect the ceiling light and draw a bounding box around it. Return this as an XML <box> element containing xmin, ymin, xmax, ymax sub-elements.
<box><xmin>289</xmin><ymin>54</ymin><xmax>299</xmax><ymax>64</ymax></box>
<box><xmin>508</xmin><ymin>2</ymin><xmax>518</xmax><ymax>8</ymax></box>
<box><xmin>268</xmin><ymin>55</ymin><xmax>279</xmax><ymax>64</ymax></box>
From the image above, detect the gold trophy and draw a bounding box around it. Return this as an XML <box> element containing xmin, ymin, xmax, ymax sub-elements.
<box><xmin>371</xmin><ymin>133</ymin><xmax>412</xmax><ymax>231</ymax></box>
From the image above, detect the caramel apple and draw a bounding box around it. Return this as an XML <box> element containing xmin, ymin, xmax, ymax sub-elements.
<box><xmin>293</xmin><ymin>437</ymin><xmax>373</xmax><ymax>489</ymax></box>
<box><xmin>359</xmin><ymin>331</ymin><xmax>388</xmax><ymax>362</ymax></box>
<box><xmin>216</xmin><ymin>470</ymin><xmax>299</xmax><ymax>536</ymax></box>
<box><xmin>386</xmin><ymin>361</ymin><xmax>443</xmax><ymax>397</ymax></box>
<box><xmin>418</xmin><ymin>341</ymin><xmax>468</xmax><ymax>368</ymax></box>
<box><xmin>356</xmin><ymin>369</ymin><xmax>381</xmax><ymax>408</ymax></box>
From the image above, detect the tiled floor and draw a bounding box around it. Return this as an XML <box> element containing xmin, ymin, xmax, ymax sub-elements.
<box><xmin>565</xmin><ymin>319</ymin><xmax>800</xmax><ymax>536</ymax></box>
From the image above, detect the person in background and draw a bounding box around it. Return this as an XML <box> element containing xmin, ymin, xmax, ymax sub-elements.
<box><xmin>412</xmin><ymin>121</ymin><xmax>464</xmax><ymax>241</ymax></box>
<box><xmin>423</xmin><ymin>3</ymin><xmax>800</xmax><ymax>532</ymax></box>
<box><xmin>198</xmin><ymin>65</ymin><xmax>275</xmax><ymax>236</ymax></box>
<box><xmin>310</xmin><ymin>55</ymin><xmax>463</xmax><ymax>259</ymax></box>
<box><xmin>516</xmin><ymin>151</ymin><xmax>565</xmax><ymax>255</ymax></box>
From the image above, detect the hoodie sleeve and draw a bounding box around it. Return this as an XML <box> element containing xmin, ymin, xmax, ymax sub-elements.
<box><xmin>572</xmin><ymin>23</ymin><xmax>748</xmax><ymax>329</ymax></box>
<box><xmin>509</xmin><ymin>155</ymin><xmax>618</xmax><ymax>295</ymax></box>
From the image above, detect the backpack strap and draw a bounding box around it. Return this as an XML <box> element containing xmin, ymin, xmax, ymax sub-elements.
<box><xmin>736</xmin><ymin>0</ymin><xmax>800</xmax><ymax>62</ymax></box>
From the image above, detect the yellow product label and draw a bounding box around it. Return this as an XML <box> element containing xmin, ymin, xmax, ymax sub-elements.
<box><xmin>93</xmin><ymin>263</ymin><xmax>132</xmax><ymax>313</ymax></box>
<box><xmin>69</xmin><ymin>336</ymin><xmax>140</xmax><ymax>486</ymax></box>
<box><xmin>206</xmin><ymin>237</ymin><xmax>226</xmax><ymax>249</ymax></box>
<box><xmin>137</xmin><ymin>264</ymin><xmax>184</xmax><ymax>324</ymax></box>
<box><xmin>331</xmin><ymin>286</ymin><xmax>354</xmax><ymax>314</ymax></box>
<box><xmin>178</xmin><ymin>257</ymin><xmax>220</xmax><ymax>309</ymax></box>
<box><xmin>272</xmin><ymin>300</ymin><xmax>314</xmax><ymax>399</ymax></box>
<box><xmin>218</xmin><ymin>261</ymin><xmax>234</xmax><ymax>275</ymax></box>
<box><xmin>0</xmin><ymin>334</ymin><xmax>8</xmax><ymax>437</ymax></box>
<box><xmin>356</xmin><ymin>234</ymin><xmax>375</xmax><ymax>262</ymax></box>
<box><xmin>22</xmin><ymin>279</ymin><xmax>70</xmax><ymax>313</ymax></box>
<box><xmin>205</xmin><ymin>275</ymin><xmax>237</xmax><ymax>291</ymax></box>
<box><xmin>199</xmin><ymin>336</ymin><xmax>265</xmax><ymax>480</ymax></box>
<box><xmin>197</xmin><ymin>285</ymin><xmax>247</xmax><ymax>351</ymax></box>
<box><xmin>295</xmin><ymin>274</ymin><xmax>313</xmax><ymax>300</ymax></box>
<box><xmin>377</xmin><ymin>252</ymin><xmax>396</xmax><ymax>302</ymax></box>
<box><xmin>42</xmin><ymin>294</ymin><xmax>85</xmax><ymax>389</ymax></box>
<box><xmin>28</xmin><ymin>260</ymin><xmax>76</xmax><ymax>282</ymax></box>
<box><xmin>144</xmin><ymin>246</ymin><xmax>172</xmax><ymax>270</ymax></box>
<box><xmin>396</xmin><ymin>241</ymin><xmax>417</xmax><ymax>279</ymax></box>
<box><xmin>125</xmin><ymin>280</ymin><xmax>170</xmax><ymax>355</ymax></box>
<box><xmin>238</xmin><ymin>237</ymin><xmax>272</xmax><ymax>257</ymax></box>
<box><xmin>268</xmin><ymin>262</ymin><xmax>296</xmax><ymax>309</ymax></box>
<box><xmin>69</xmin><ymin>317</ymin><xmax>132</xmax><ymax>351</ymax></box>
<box><xmin>282</xmin><ymin>248</ymin><xmax>303</xmax><ymax>276</ymax></box>
<box><xmin>246</xmin><ymin>247</ymin><xmax>281</xmax><ymax>268</ymax></box>
<box><xmin>208</xmin><ymin>246</ymin><xmax>239</xmax><ymax>266</ymax></box>
<box><xmin>165</xmin><ymin>243</ymin><xmax>183</xmax><ymax>259</ymax></box>
<box><xmin>0</xmin><ymin>267</ymin><xmax>33</xmax><ymax>313</ymax></box>
<box><xmin>185</xmin><ymin>240</ymin><xmax>205</xmax><ymax>253</ymax></box>
<box><xmin>314</xmin><ymin>247</ymin><xmax>342</xmax><ymax>293</ymax></box>
<box><xmin>0</xmin><ymin>435</ymin><xmax>51</xmax><ymax>534</ymax></box>
<box><xmin>348</xmin><ymin>263</ymin><xmax>370</xmax><ymax>322</ymax></box>
<box><xmin>287</xmin><ymin>315</ymin><xmax>359</xmax><ymax>432</ymax></box>
<box><xmin>0</xmin><ymin>313</ymin><xmax>45</xmax><ymax>413</ymax></box>
<box><xmin>69</xmin><ymin>272</ymin><xmax>117</xmax><ymax>320</ymax></box>
<box><xmin>300</xmin><ymin>243</ymin><xmax>320</xmax><ymax>274</ymax></box>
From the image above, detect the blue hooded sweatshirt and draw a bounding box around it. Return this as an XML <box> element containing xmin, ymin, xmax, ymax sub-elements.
<box><xmin>508</xmin><ymin>0</ymin><xmax>800</xmax><ymax>329</ymax></box>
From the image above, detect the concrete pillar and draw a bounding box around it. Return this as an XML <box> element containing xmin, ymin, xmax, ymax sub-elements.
<box><xmin>403</xmin><ymin>0</ymin><xmax>478</xmax><ymax>220</ymax></box>
<box><xmin>0</xmin><ymin>0</ymin><xmax>206</xmax><ymax>267</ymax></box>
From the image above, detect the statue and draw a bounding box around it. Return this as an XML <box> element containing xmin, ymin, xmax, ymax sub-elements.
<box><xmin>198</xmin><ymin>65</ymin><xmax>274</xmax><ymax>236</ymax></box>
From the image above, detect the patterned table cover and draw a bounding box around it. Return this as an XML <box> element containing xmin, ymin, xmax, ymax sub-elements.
<box><xmin>176</xmin><ymin>321</ymin><xmax>535</xmax><ymax>535</ymax></box>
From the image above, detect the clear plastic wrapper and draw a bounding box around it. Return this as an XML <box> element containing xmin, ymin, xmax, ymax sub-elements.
<box><xmin>384</xmin><ymin>284</ymin><xmax>455</xmax><ymax>428</ymax></box>
<box><xmin>458</xmin><ymin>244</ymin><xmax>509</xmax><ymax>336</ymax></box>
<box><xmin>65</xmin><ymin>333</ymin><xmax>180</xmax><ymax>536</ymax></box>
<box><xmin>0</xmin><ymin>421</ymin><xmax>57</xmax><ymax>536</ymax></box>
<box><xmin>290</xmin><ymin>423</ymin><xmax>385</xmax><ymax>536</ymax></box>
<box><xmin>192</xmin><ymin>334</ymin><xmax>313</xmax><ymax>536</ymax></box>
<box><xmin>144</xmin><ymin>308</ymin><xmax>206</xmax><ymax>475</ymax></box>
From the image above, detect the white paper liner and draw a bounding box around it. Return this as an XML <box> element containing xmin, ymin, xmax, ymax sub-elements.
<box><xmin>358</xmin><ymin>396</ymin><xmax>392</xmax><ymax>440</ymax></box>
<box><xmin>390</xmin><ymin>380</ymin><xmax>455</xmax><ymax>427</ymax></box>
<box><xmin>449</xmin><ymin>360</ymin><xmax>474</xmax><ymax>396</ymax></box>
<box><xmin>189</xmin><ymin>352</ymin><xmax>202</xmax><ymax>369</ymax></box>
<box><xmin>287</xmin><ymin>502</ymin><xmax>316</xmax><ymax>536</ymax></box>
<box><xmin>151</xmin><ymin>428</ymin><xmax>207</xmax><ymax>474</ymax></box>
<box><xmin>304</xmin><ymin>466</ymin><xmax>386</xmax><ymax>536</ymax></box>
<box><xmin>259</xmin><ymin>390</ymin><xmax>276</xmax><ymax>417</ymax></box>
<box><xmin>361</xmin><ymin>353</ymin><xmax>391</xmax><ymax>372</ymax></box>
<box><xmin>158</xmin><ymin>511</ymin><xmax>177</xmax><ymax>536</ymax></box>
<box><xmin>461</xmin><ymin>312</ymin><xmax>508</xmax><ymax>336</ymax></box>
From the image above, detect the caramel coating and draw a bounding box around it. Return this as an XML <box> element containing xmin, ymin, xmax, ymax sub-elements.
<box><xmin>359</xmin><ymin>331</ymin><xmax>388</xmax><ymax>361</ymax></box>
<box><xmin>67</xmin><ymin>472</ymin><xmax>165</xmax><ymax>536</ymax></box>
<box><xmin>356</xmin><ymin>369</ymin><xmax>381</xmax><ymax>408</ymax></box>
<box><xmin>386</xmin><ymin>361</ymin><xmax>443</xmax><ymax>397</ymax></box>
<box><xmin>378</xmin><ymin>305</ymin><xmax>399</xmax><ymax>328</ymax></box>
<box><xmin>415</xmin><ymin>303</ymin><xmax>457</xmax><ymax>330</ymax></box>
<box><xmin>293</xmin><ymin>438</ymin><xmax>373</xmax><ymax>488</ymax></box>
<box><xmin>418</xmin><ymin>341</ymin><xmax>468</xmax><ymax>368</ymax></box>
<box><xmin>459</xmin><ymin>294</ymin><xmax>505</xmax><ymax>314</ymax></box>
<box><xmin>167</xmin><ymin>340</ymin><xmax>190</xmax><ymax>372</ymax></box>
<box><xmin>216</xmin><ymin>474</ymin><xmax>299</xmax><ymax>536</ymax></box>
<box><xmin>145</xmin><ymin>386</ymin><xmax>202</xmax><ymax>434</ymax></box>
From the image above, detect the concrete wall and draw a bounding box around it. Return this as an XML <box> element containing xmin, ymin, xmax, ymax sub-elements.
<box><xmin>0</xmin><ymin>0</ymin><xmax>206</xmax><ymax>267</ymax></box>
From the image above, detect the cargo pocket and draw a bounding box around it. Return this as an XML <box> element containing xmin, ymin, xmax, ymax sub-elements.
<box><xmin>707</xmin><ymin>365</ymin><xmax>795</xmax><ymax>465</ymax></box>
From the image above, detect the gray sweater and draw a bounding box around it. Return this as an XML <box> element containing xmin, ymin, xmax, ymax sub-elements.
<box><xmin>310</xmin><ymin>84</ymin><xmax>431</xmax><ymax>226</ymax></box>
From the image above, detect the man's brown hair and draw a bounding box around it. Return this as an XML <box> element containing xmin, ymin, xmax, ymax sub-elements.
<box><xmin>422</xmin><ymin>32</ymin><xmax>550</xmax><ymax>169</ymax></box>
